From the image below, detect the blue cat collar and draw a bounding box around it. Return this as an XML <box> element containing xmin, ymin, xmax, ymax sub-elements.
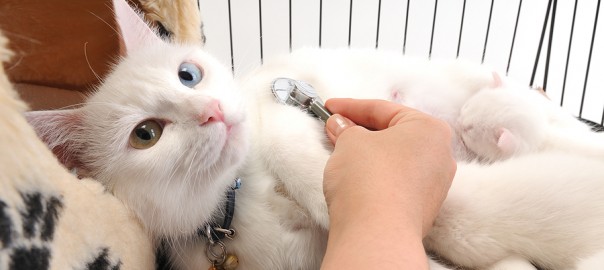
<box><xmin>199</xmin><ymin>177</ymin><xmax>240</xmax><ymax>242</ymax></box>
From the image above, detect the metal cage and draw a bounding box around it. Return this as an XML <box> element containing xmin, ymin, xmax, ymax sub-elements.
<box><xmin>199</xmin><ymin>0</ymin><xmax>603</xmax><ymax>126</ymax></box>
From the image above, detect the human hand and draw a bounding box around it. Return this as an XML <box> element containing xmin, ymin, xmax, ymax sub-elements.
<box><xmin>323</xmin><ymin>98</ymin><xmax>456</xmax><ymax>237</ymax></box>
<box><xmin>320</xmin><ymin>98</ymin><xmax>456</xmax><ymax>269</ymax></box>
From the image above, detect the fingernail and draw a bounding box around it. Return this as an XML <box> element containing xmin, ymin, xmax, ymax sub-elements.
<box><xmin>327</xmin><ymin>114</ymin><xmax>353</xmax><ymax>137</ymax></box>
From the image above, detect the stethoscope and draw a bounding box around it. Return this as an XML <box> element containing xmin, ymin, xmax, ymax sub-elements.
<box><xmin>271</xmin><ymin>77</ymin><xmax>332</xmax><ymax>123</ymax></box>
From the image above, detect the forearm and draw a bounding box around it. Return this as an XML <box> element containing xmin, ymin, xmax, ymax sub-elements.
<box><xmin>321</xmin><ymin>199</ymin><xmax>430</xmax><ymax>269</ymax></box>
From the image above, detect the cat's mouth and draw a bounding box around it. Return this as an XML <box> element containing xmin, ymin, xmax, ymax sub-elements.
<box><xmin>215</xmin><ymin>121</ymin><xmax>243</xmax><ymax>148</ymax></box>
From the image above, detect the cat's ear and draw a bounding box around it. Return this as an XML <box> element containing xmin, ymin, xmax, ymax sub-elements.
<box><xmin>491</xmin><ymin>72</ymin><xmax>503</xmax><ymax>88</ymax></box>
<box><xmin>25</xmin><ymin>109</ymin><xmax>85</xmax><ymax>171</ymax></box>
<box><xmin>112</xmin><ymin>0</ymin><xmax>162</xmax><ymax>55</ymax></box>
<box><xmin>496</xmin><ymin>128</ymin><xmax>518</xmax><ymax>156</ymax></box>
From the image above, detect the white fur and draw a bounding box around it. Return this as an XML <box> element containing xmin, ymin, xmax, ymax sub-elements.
<box><xmin>487</xmin><ymin>255</ymin><xmax>537</xmax><ymax>270</ymax></box>
<box><xmin>242</xmin><ymin>47</ymin><xmax>496</xmax><ymax>163</ymax></box>
<box><xmin>25</xmin><ymin>1</ymin><xmax>604</xmax><ymax>269</ymax></box>
<box><xmin>425</xmin><ymin>151</ymin><xmax>604</xmax><ymax>269</ymax></box>
<box><xmin>458</xmin><ymin>80</ymin><xmax>604</xmax><ymax>162</ymax></box>
<box><xmin>27</xmin><ymin>40</ymin><xmax>248</xmax><ymax>240</ymax></box>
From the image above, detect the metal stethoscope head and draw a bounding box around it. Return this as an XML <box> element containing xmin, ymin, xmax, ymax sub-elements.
<box><xmin>271</xmin><ymin>77</ymin><xmax>332</xmax><ymax>123</ymax></box>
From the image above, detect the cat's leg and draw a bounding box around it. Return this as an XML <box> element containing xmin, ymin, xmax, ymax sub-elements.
<box><xmin>486</xmin><ymin>255</ymin><xmax>537</xmax><ymax>270</ymax></box>
<box><xmin>255</xmin><ymin>103</ymin><xmax>332</xmax><ymax>229</ymax></box>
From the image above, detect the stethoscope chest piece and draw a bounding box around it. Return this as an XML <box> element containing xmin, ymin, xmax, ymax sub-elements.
<box><xmin>271</xmin><ymin>77</ymin><xmax>332</xmax><ymax>123</ymax></box>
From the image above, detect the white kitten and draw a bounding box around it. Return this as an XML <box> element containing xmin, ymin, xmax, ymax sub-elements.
<box><xmin>458</xmin><ymin>79</ymin><xmax>604</xmax><ymax>162</ymax></box>
<box><xmin>241</xmin><ymin>47</ymin><xmax>497</xmax><ymax>162</ymax></box>
<box><xmin>27</xmin><ymin>1</ymin><xmax>328</xmax><ymax>269</ymax></box>
<box><xmin>424</xmin><ymin>151</ymin><xmax>604</xmax><ymax>270</ymax></box>
<box><xmin>26</xmin><ymin>1</ymin><xmax>604</xmax><ymax>270</ymax></box>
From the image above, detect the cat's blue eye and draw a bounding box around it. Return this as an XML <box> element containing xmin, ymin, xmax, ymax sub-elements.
<box><xmin>178</xmin><ymin>62</ymin><xmax>203</xmax><ymax>88</ymax></box>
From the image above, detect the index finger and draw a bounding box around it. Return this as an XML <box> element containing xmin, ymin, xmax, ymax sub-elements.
<box><xmin>325</xmin><ymin>98</ymin><xmax>418</xmax><ymax>130</ymax></box>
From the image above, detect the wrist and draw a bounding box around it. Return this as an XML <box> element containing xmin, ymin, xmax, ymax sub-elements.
<box><xmin>323</xmin><ymin>205</ymin><xmax>428</xmax><ymax>269</ymax></box>
<box><xmin>322</xmin><ymin>210</ymin><xmax>428</xmax><ymax>270</ymax></box>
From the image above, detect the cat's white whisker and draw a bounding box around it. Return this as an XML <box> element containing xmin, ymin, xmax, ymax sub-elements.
<box><xmin>83</xmin><ymin>42</ymin><xmax>102</xmax><ymax>83</ymax></box>
<box><xmin>88</xmin><ymin>10</ymin><xmax>121</xmax><ymax>38</ymax></box>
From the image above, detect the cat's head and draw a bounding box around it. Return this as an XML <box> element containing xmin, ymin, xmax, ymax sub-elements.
<box><xmin>26</xmin><ymin>0</ymin><xmax>249</xmax><ymax>238</ymax></box>
<box><xmin>458</xmin><ymin>81</ymin><xmax>549</xmax><ymax>163</ymax></box>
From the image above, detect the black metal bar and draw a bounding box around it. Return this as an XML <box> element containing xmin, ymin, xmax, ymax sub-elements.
<box><xmin>506</xmin><ymin>0</ymin><xmax>523</xmax><ymax>75</ymax></box>
<box><xmin>228</xmin><ymin>0</ymin><xmax>235</xmax><ymax>74</ymax></box>
<box><xmin>348</xmin><ymin>0</ymin><xmax>353</xmax><ymax>47</ymax></box>
<box><xmin>560</xmin><ymin>0</ymin><xmax>579</xmax><ymax>106</ymax></box>
<box><xmin>319</xmin><ymin>0</ymin><xmax>323</xmax><ymax>47</ymax></box>
<box><xmin>403</xmin><ymin>0</ymin><xmax>411</xmax><ymax>54</ymax></box>
<box><xmin>543</xmin><ymin>0</ymin><xmax>557</xmax><ymax>92</ymax></box>
<box><xmin>258</xmin><ymin>0</ymin><xmax>264</xmax><ymax>64</ymax></box>
<box><xmin>456</xmin><ymin>0</ymin><xmax>467</xmax><ymax>58</ymax></box>
<box><xmin>429</xmin><ymin>0</ymin><xmax>439</xmax><ymax>59</ymax></box>
<box><xmin>375</xmin><ymin>0</ymin><xmax>382</xmax><ymax>49</ymax></box>
<box><xmin>481</xmin><ymin>0</ymin><xmax>495</xmax><ymax>63</ymax></box>
<box><xmin>579</xmin><ymin>0</ymin><xmax>601</xmax><ymax>118</ymax></box>
<box><xmin>530</xmin><ymin>0</ymin><xmax>553</xmax><ymax>87</ymax></box>
<box><xmin>601</xmin><ymin>105</ymin><xmax>604</xmax><ymax>125</ymax></box>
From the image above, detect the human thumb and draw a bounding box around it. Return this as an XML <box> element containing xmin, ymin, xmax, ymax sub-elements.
<box><xmin>326</xmin><ymin>114</ymin><xmax>356</xmax><ymax>144</ymax></box>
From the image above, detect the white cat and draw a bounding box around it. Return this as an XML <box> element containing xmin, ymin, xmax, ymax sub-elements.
<box><xmin>458</xmin><ymin>79</ymin><xmax>604</xmax><ymax>163</ymax></box>
<box><xmin>28</xmin><ymin>1</ymin><xmax>327</xmax><ymax>269</ymax></box>
<box><xmin>244</xmin><ymin>47</ymin><xmax>497</xmax><ymax>163</ymax></box>
<box><xmin>25</xmin><ymin>0</ymin><xmax>604</xmax><ymax>269</ymax></box>
<box><xmin>425</xmin><ymin>151</ymin><xmax>604</xmax><ymax>270</ymax></box>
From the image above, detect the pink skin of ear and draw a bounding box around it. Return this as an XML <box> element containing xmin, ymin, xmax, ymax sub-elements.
<box><xmin>113</xmin><ymin>0</ymin><xmax>162</xmax><ymax>55</ymax></box>
<box><xmin>496</xmin><ymin>128</ymin><xmax>517</xmax><ymax>156</ymax></box>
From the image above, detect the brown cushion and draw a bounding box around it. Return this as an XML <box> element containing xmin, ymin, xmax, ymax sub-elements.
<box><xmin>1</xmin><ymin>0</ymin><xmax>120</xmax><ymax>110</ymax></box>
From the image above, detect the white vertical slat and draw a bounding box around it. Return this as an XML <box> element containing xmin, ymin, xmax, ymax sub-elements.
<box><xmin>199</xmin><ymin>0</ymin><xmax>232</xmax><ymax>68</ymax></box>
<box><xmin>230</xmin><ymin>0</ymin><xmax>262</xmax><ymax>77</ymax></box>
<box><xmin>430</xmin><ymin>0</ymin><xmax>464</xmax><ymax>60</ymax></box>
<box><xmin>559</xmin><ymin>0</ymin><xmax>599</xmax><ymax>116</ymax></box>
<box><xmin>291</xmin><ymin>0</ymin><xmax>321</xmax><ymax>50</ymax></box>
<box><xmin>456</xmin><ymin>0</ymin><xmax>492</xmax><ymax>63</ymax></box>
<box><xmin>376</xmin><ymin>0</ymin><xmax>407</xmax><ymax>51</ymax></box>
<box><xmin>320</xmin><ymin>0</ymin><xmax>351</xmax><ymax>48</ymax></box>
<box><xmin>578</xmin><ymin>0</ymin><xmax>603</xmax><ymax>123</ymax></box>
<box><xmin>404</xmin><ymin>0</ymin><xmax>436</xmax><ymax>58</ymax></box>
<box><xmin>260</xmin><ymin>0</ymin><xmax>290</xmax><ymax>62</ymax></box>
<box><xmin>505</xmin><ymin>0</ymin><xmax>549</xmax><ymax>86</ymax></box>
<box><xmin>349</xmin><ymin>0</ymin><xmax>380</xmax><ymax>49</ymax></box>
<box><xmin>481</xmin><ymin>0</ymin><xmax>520</xmax><ymax>72</ymax></box>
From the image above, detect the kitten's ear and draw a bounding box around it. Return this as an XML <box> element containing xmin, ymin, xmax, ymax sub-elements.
<box><xmin>491</xmin><ymin>72</ymin><xmax>503</xmax><ymax>88</ymax></box>
<box><xmin>112</xmin><ymin>0</ymin><xmax>162</xmax><ymax>55</ymax></box>
<box><xmin>496</xmin><ymin>128</ymin><xmax>517</xmax><ymax>156</ymax></box>
<box><xmin>25</xmin><ymin>110</ymin><xmax>84</xmax><ymax>171</ymax></box>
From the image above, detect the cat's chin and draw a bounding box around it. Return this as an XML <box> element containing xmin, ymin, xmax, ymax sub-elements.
<box><xmin>134</xmin><ymin>170</ymin><xmax>240</xmax><ymax>240</ymax></box>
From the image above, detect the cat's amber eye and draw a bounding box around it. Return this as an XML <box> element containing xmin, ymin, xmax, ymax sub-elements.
<box><xmin>178</xmin><ymin>62</ymin><xmax>203</xmax><ymax>88</ymax></box>
<box><xmin>130</xmin><ymin>120</ymin><xmax>163</xmax><ymax>149</ymax></box>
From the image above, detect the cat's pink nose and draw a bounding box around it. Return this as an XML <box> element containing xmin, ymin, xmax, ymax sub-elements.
<box><xmin>199</xmin><ymin>100</ymin><xmax>224</xmax><ymax>125</ymax></box>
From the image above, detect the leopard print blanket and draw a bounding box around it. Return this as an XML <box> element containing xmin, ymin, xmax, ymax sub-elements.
<box><xmin>0</xmin><ymin>30</ymin><xmax>155</xmax><ymax>270</ymax></box>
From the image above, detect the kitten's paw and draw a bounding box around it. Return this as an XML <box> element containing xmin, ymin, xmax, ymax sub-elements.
<box><xmin>486</xmin><ymin>255</ymin><xmax>536</xmax><ymax>270</ymax></box>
